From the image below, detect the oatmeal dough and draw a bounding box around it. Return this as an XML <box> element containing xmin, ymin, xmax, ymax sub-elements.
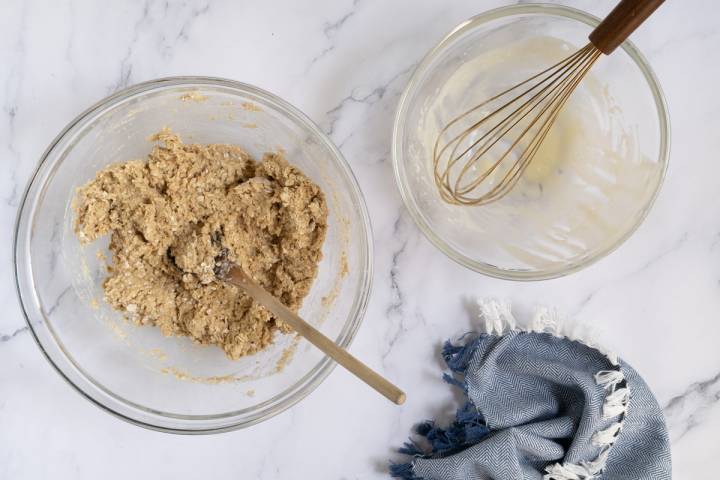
<box><xmin>74</xmin><ymin>129</ymin><xmax>328</xmax><ymax>359</ymax></box>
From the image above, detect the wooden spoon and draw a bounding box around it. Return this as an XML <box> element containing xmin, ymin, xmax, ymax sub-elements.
<box><xmin>220</xmin><ymin>263</ymin><xmax>406</xmax><ymax>405</ymax></box>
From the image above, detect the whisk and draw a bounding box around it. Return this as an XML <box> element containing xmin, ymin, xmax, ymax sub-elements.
<box><xmin>433</xmin><ymin>0</ymin><xmax>664</xmax><ymax>206</ymax></box>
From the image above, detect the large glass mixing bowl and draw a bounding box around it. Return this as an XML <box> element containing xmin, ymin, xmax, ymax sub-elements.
<box><xmin>393</xmin><ymin>4</ymin><xmax>670</xmax><ymax>280</ymax></box>
<box><xmin>14</xmin><ymin>77</ymin><xmax>373</xmax><ymax>433</ymax></box>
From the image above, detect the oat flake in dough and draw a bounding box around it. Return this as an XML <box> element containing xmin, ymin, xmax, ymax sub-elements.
<box><xmin>74</xmin><ymin>129</ymin><xmax>328</xmax><ymax>359</ymax></box>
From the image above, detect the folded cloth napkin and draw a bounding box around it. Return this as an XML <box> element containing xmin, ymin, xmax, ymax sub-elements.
<box><xmin>391</xmin><ymin>300</ymin><xmax>671</xmax><ymax>480</ymax></box>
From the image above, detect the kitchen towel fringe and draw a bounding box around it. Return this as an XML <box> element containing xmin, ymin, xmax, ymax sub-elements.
<box><xmin>390</xmin><ymin>299</ymin><xmax>670</xmax><ymax>480</ymax></box>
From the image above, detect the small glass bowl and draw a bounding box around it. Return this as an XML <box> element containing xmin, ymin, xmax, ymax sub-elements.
<box><xmin>393</xmin><ymin>4</ymin><xmax>670</xmax><ymax>280</ymax></box>
<box><xmin>14</xmin><ymin>77</ymin><xmax>373</xmax><ymax>433</ymax></box>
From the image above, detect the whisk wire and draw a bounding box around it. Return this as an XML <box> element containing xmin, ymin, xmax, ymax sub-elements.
<box><xmin>433</xmin><ymin>49</ymin><xmax>592</xmax><ymax>203</ymax></box>
<box><xmin>485</xmin><ymin>49</ymin><xmax>602</xmax><ymax>203</ymax></box>
<box><xmin>451</xmin><ymin>45</ymin><xmax>598</xmax><ymax>197</ymax></box>
<box><xmin>433</xmin><ymin>43</ymin><xmax>602</xmax><ymax>205</ymax></box>
<box><xmin>462</xmin><ymin>47</ymin><xmax>601</xmax><ymax>203</ymax></box>
<box><xmin>448</xmin><ymin>46</ymin><xmax>595</xmax><ymax>196</ymax></box>
<box><xmin>433</xmin><ymin>45</ymin><xmax>593</xmax><ymax>186</ymax></box>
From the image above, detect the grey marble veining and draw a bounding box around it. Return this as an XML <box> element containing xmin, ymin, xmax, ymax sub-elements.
<box><xmin>0</xmin><ymin>326</ymin><xmax>28</xmax><ymax>343</ymax></box>
<box><xmin>1</xmin><ymin>0</ymin><xmax>719</xmax><ymax>478</ymax></box>
<box><xmin>664</xmin><ymin>371</ymin><xmax>720</xmax><ymax>443</ymax></box>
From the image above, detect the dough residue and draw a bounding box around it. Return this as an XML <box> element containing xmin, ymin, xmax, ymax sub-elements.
<box><xmin>179</xmin><ymin>91</ymin><xmax>208</xmax><ymax>102</ymax></box>
<box><xmin>160</xmin><ymin>366</ymin><xmax>248</xmax><ymax>384</ymax></box>
<box><xmin>74</xmin><ymin>129</ymin><xmax>328</xmax><ymax>359</ymax></box>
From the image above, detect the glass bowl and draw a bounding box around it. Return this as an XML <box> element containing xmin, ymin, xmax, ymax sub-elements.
<box><xmin>393</xmin><ymin>4</ymin><xmax>670</xmax><ymax>280</ymax></box>
<box><xmin>14</xmin><ymin>77</ymin><xmax>373</xmax><ymax>433</ymax></box>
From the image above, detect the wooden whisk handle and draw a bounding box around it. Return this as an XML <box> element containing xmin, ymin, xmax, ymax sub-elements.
<box><xmin>589</xmin><ymin>0</ymin><xmax>664</xmax><ymax>55</ymax></box>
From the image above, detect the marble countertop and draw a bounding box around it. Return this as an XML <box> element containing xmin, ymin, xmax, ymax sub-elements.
<box><xmin>1</xmin><ymin>1</ymin><xmax>718</xmax><ymax>478</ymax></box>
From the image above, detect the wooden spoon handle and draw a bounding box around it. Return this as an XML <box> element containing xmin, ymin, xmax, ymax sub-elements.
<box><xmin>589</xmin><ymin>0</ymin><xmax>664</xmax><ymax>54</ymax></box>
<box><xmin>225</xmin><ymin>265</ymin><xmax>406</xmax><ymax>405</ymax></box>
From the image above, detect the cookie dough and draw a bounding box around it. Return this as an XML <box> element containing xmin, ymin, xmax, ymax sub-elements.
<box><xmin>74</xmin><ymin>129</ymin><xmax>328</xmax><ymax>359</ymax></box>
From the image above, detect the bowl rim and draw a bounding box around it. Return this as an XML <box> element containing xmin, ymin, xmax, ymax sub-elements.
<box><xmin>13</xmin><ymin>76</ymin><xmax>374</xmax><ymax>434</ymax></box>
<box><xmin>392</xmin><ymin>3</ymin><xmax>671</xmax><ymax>281</ymax></box>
